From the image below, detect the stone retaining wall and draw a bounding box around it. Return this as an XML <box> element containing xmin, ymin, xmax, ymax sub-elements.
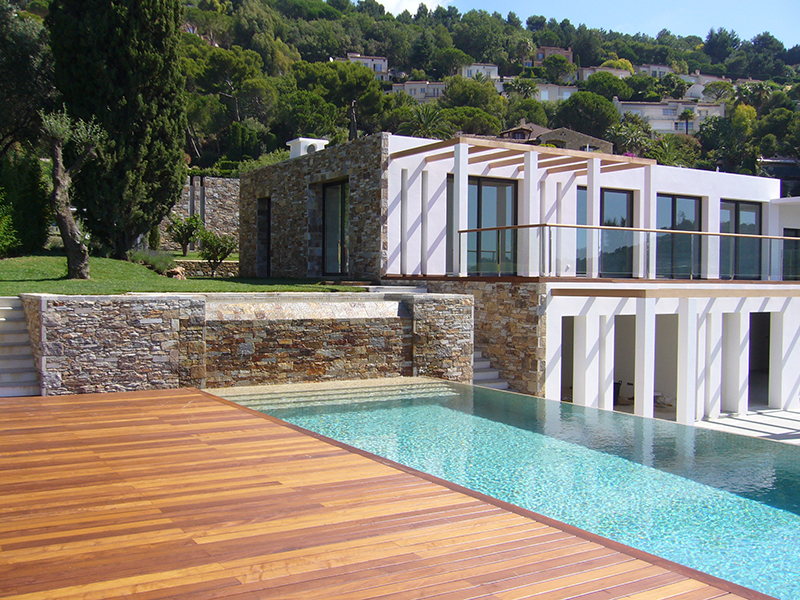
<box><xmin>174</xmin><ymin>260</ymin><xmax>239</xmax><ymax>278</ymax></box>
<box><xmin>404</xmin><ymin>281</ymin><xmax>546</xmax><ymax>396</ymax></box>
<box><xmin>21</xmin><ymin>292</ymin><xmax>472</xmax><ymax>395</ymax></box>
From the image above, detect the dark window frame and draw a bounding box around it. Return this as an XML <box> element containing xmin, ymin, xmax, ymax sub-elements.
<box><xmin>322</xmin><ymin>181</ymin><xmax>348</xmax><ymax>276</ymax></box>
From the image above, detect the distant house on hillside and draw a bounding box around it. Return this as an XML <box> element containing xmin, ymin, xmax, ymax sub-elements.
<box><xmin>339</xmin><ymin>52</ymin><xmax>389</xmax><ymax>82</ymax></box>
<box><xmin>390</xmin><ymin>81</ymin><xmax>446</xmax><ymax>103</ymax></box>
<box><xmin>613</xmin><ymin>98</ymin><xmax>725</xmax><ymax>135</ymax></box>
<box><xmin>526</xmin><ymin>46</ymin><xmax>574</xmax><ymax>68</ymax></box>
<box><xmin>499</xmin><ymin>121</ymin><xmax>613</xmax><ymax>154</ymax></box>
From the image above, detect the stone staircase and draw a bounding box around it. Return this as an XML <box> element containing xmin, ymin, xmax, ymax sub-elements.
<box><xmin>472</xmin><ymin>348</ymin><xmax>509</xmax><ymax>390</ymax></box>
<box><xmin>0</xmin><ymin>297</ymin><xmax>40</xmax><ymax>397</ymax></box>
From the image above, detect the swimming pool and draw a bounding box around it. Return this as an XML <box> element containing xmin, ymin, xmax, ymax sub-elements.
<box><xmin>227</xmin><ymin>380</ymin><xmax>800</xmax><ymax>600</ymax></box>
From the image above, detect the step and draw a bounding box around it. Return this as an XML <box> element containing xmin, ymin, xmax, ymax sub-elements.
<box><xmin>475</xmin><ymin>380</ymin><xmax>510</xmax><ymax>390</ymax></box>
<box><xmin>0</xmin><ymin>317</ymin><xmax>28</xmax><ymax>333</ymax></box>
<box><xmin>473</xmin><ymin>368</ymin><xmax>502</xmax><ymax>381</ymax></box>
<box><xmin>473</xmin><ymin>358</ymin><xmax>491</xmax><ymax>370</ymax></box>
<box><xmin>0</xmin><ymin>297</ymin><xmax>22</xmax><ymax>310</ymax></box>
<box><xmin>0</xmin><ymin>332</ymin><xmax>32</xmax><ymax>344</ymax></box>
<box><xmin>473</xmin><ymin>350</ymin><xmax>483</xmax><ymax>360</ymax></box>
<box><xmin>0</xmin><ymin>342</ymin><xmax>33</xmax><ymax>357</ymax></box>
<box><xmin>0</xmin><ymin>383</ymin><xmax>41</xmax><ymax>397</ymax></box>
<box><xmin>0</xmin><ymin>356</ymin><xmax>35</xmax><ymax>370</ymax></box>
<box><xmin>0</xmin><ymin>369</ymin><xmax>39</xmax><ymax>384</ymax></box>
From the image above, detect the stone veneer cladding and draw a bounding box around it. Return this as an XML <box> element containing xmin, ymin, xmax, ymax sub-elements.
<box><xmin>20</xmin><ymin>292</ymin><xmax>472</xmax><ymax>395</ymax></box>
<box><xmin>419</xmin><ymin>281</ymin><xmax>546</xmax><ymax>396</ymax></box>
<box><xmin>239</xmin><ymin>134</ymin><xmax>388</xmax><ymax>281</ymax></box>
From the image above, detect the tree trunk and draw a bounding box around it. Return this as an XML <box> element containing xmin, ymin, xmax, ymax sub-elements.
<box><xmin>52</xmin><ymin>142</ymin><xmax>90</xmax><ymax>279</ymax></box>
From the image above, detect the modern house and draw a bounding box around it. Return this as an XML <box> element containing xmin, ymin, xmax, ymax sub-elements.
<box><xmin>340</xmin><ymin>52</ymin><xmax>390</xmax><ymax>81</ymax></box>
<box><xmin>612</xmin><ymin>98</ymin><xmax>726</xmax><ymax>134</ymax></box>
<box><xmin>240</xmin><ymin>133</ymin><xmax>800</xmax><ymax>426</ymax></box>
<box><xmin>390</xmin><ymin>80</ymin><xmax>446</xmax><ymax>103</ymax></box>
<box><xmin>535</xmin><ymin>83</ymin><xmax>578</xmax><ymax>102</ymax></box>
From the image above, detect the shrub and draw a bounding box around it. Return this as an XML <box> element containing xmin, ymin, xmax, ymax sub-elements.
<box><xmin>197</xmin><ymin>229</ymin><xmax>237</xmax><ymax>277</ymax></box>
<box><xmin>0</xmin><ymin>193</ymin><xmax>21</xmax><ymax>258</ymax></box>
<box><xmin>166</xmin><ymin>214</ymin><xmax>204</xmax><ymax>256</ymax></box>
<box><xmin>0</xmin><ymin>148</ymin><xmax>52</xmax><ymax>255</ymax></box>
<box><xmin>127</xmin><ymin>248</ymin><xmax>176</xmax><ymax>275</ymax></box>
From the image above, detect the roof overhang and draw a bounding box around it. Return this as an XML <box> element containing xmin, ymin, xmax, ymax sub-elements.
<box><xmin>389</xmin><ymin>136</ymin><xmax>655</xmax><ymax>177</ymax></box>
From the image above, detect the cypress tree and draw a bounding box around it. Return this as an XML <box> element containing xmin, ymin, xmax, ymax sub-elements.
<box><xmin>47</xmin><ymin>0</ymin><xmax>186</xmax><ymax>258</ymax></box>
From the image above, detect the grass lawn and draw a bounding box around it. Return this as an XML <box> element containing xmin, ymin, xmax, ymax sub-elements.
<box><xmin>0</xmin><ymin>255</ymin><xmax>360</xmax><ymax>296</ymax></box>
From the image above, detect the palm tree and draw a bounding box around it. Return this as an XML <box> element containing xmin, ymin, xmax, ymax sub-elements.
<box><xmin>678</xmin><ymin>109</ymin><xmax>694</xmax><ymax>135</ymax></box>
<box><xmin>397</xmin><ymin>103</ymin><xmax>453</xmax><ymax>140</ymax></box>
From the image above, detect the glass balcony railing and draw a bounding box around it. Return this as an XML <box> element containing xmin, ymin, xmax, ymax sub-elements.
<box><xmin>457</xmin><ymin>223</ymin><xmax>800</xmax><ymax>281</ymax></box>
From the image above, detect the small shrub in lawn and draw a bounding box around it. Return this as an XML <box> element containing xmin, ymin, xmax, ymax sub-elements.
<box><xmin>128</xmin><ymin>248</ymin><xmax>176</xmax><ymax>275</ymax></box>
<box><xmin>197</xmin><ymin>230</ymin><xmax>237</xmax><ymax>277</ymax></box>
<box><xmin>0</xmin><ymin>193</ymin><xmax>20</xmax><ymax>258</ymax></box>
<box><xmin>166</xmin><ymin>214</ymin><xmax>204</xmax><ymax>256</ymax></box>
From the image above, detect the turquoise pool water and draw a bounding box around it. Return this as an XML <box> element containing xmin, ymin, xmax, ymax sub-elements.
<box><xmin>230</xmin><ymin>381</ymin><xmax>800</xmax><ymax>600</ymax></box>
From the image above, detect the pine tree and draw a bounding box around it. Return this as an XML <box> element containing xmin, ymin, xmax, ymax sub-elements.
<box><xmin>47</xmin><ymin>0</ymin><xmax>187</xmax><ymax>258</ymax></box>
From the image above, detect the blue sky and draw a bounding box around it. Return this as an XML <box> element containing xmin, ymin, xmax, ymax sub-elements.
<box><xmin>383</xmin><ymin>0</ymin><xmax>800</xmax><ymax>49</ymax></box>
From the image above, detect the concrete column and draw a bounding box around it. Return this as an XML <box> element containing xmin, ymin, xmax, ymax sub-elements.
<box><xmin>704</xmin><ymin>195</ymin><xmax>720</xmax><ymax>279</ymax></box>
<box><xmin>520</xmin><ymin>151</ymin><xmax>540</xmax><ymax>276</ymax></box>
<box><xmin>770</xmin><ymin>301</ymin><xmax>800</xmax><ymax>410</ymax></box>
<box><xmin>421</xmin><ymin>170</ymin><xmax>429</xmax><ymax>275</ymax></box>
<box><xmin>695</xmin><ymin>308</ymin><xmax>708</xmax><ymax>421</ymax></box>
<box><xmin>676</xmin><ymin>298</ymin><xmax>699</xmax><ymax>424</ymax></box>
<box><xmin>599</xmin><ymin>314</ymin><xmax>616</xmax><ymax>411</ymax></box>
<box><xmin>586</xmin><ymin>158</ymin><xmax>601</xmax><ymax>278</ymax></box>
<box><xmin>544</xmin><ymin>311</ymin><xmax>563</xmax><ymax>402</ymax></box>
<box><xmin>573</xmin><ymin>314</ymin><xmax>600</xmax><ymax>408</ymax></box>
<box><xmin>634</xmin><ymin>297</ymin><xmax>656</xmax><ymax>418</ymax></box>
<box><xmin>639</xmin><ymin>166</ymin><xmax>657</xmax><ymax>279</ymax></box>
<box><xmin>722</xmin><ymin>310</ymin><xmax>749</xmax><ymax>415</ymax></box>
<box><xmin>400</xmin><ymin>168</ymin><xmax>408</xmax><ymax>275</ymax></box>
<box><xmin>452</xmin><ymin>143</ymin><xmax>469</xmax><ymax>276</ymax></box>
<box><xmin>704</xmin><ymin>309</ymin><xmax>723</xmax><ymax>419</ymax></box>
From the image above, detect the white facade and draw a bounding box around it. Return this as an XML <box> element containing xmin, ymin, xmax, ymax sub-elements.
<box><xmin>390</xmin><ymin>81</ymin><xmax>446</xmax><ymax>103</ymax></box>
<box><xmin>343</xmin><ymin>52</ymin><xmax>389</xmax><ymax>81</ymax></box>
<box><xmin>385</xmin><ymin>134</ymin><xmax>800</xmax><ymax>423</ymax></box>
<box><xmin>536</xmin><ymin>83</ymin><xmax>578</xmax><ymax>102</ymax></box>
<box><xmin>460</xmin><ymin>63</ymin><xmax>499</xmax><ymax>80</ymax></box>
<box><xmin>613</xmin><ymin>98</ymin><xmax>726</xmax><ymax>134</ymax></box>
<box><xmin>637</xmin><ymin>64</ymin><xmax>673</xmax><ymax>79</ymax></box>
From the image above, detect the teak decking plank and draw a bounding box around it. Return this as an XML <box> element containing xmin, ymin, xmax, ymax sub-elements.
<box><xmin>0</xmin><ymin>388</ymin><xmax>775</xmax><ymax>600</ymax></box>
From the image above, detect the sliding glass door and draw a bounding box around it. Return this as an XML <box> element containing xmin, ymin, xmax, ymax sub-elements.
<box><xmin>720</xmin><ymin>200</ymin><xmax>761</xmax><ymax>280</ymax></box>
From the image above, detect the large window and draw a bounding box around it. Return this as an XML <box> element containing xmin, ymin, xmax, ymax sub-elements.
<box><xmin>656</xmin><ymin>194</ymin><xmax>701</xmax><ymax>279</ymax></box>
<box><xmin>466</xmin><ymin>178</ymin><xmax>517</xmax><ymax>275</ymax></box>
<box><xmin>720</xmin><ymin>200</ymin><xmax>761</xmax><ymax>280</ymax></box>
<box><xmin>783</xmin><ymin>228</ymin><xmax>800</xmax><ymax>281</ymax></box>
<box><xmin>600</xmin><ymin>189</ymin><xmax>634</xmax><ymax>277</ymax></box>
<box><xmin>323</xmin><ymin>182</ymin><xmax>347</xmax><ymax>275</ymax></box>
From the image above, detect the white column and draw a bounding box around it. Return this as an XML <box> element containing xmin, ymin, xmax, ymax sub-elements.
<box><xmin>400</xmin><ymin>168</ymin><xmax>408</xmax><ymax>275</ymax></box>
<box><xmin>545</xmin><ymin>310</ymin><xmax>563</xmax><ymax>402</ymax></box>
<box><xmin>573</xmin><ymin>314</ymin><xmax>600</xmax><ymax>408</ymax></box>
<box><xmin>722</xmin><ymin>311</ymin><xmax>749</xmax><ymax>415</ymax></box>
<box><xmin>676</xmin><ymin>298</ymin><xmax>698</xmax><ymax>424</ymax></box>
<box><xmin>634</xmin><ymin>297</ymin><xmax>656</xmax><ymax>418</ymax></box>
<box><xmin>769</xmin><ymin>301</ymin><xmax>800</xmax><ymax>410</ymax></box>
<box><xmin>639</xmin><ymin>166</ymin><xmax>657</xmax><ymax>279</ymax></box>
<box><xmin>599</xmin><ymin>314</ymin><xmax>615</xmax><ymax>411</ymax></box>
<box><xmin>704</xmin><ymin>309</ymin><xmax>723</xmax><ymax>419</ymax></box>
<box><xmin>452</xmin><ymin>143</ymin><xmax>469</xmax><ymax>276</ymax></box>
<box><xmin>520</xmin><ymin>151</ymin><xmax>540</xmax><ymax>276</ymax></box>
<box><xmin>704</xmin><ymin>195</ymin><xmax>720</xmax><ymax>280</ymax></box>
<box><xmin>695</xmin><ymin>308</ymin><xmax>708</xmax><ymax>421</ymax></box>
<box><xmin>420</xmin><ymin>170</ymin><xmax>429</xmax><ymax>275</ymax></box>
<box><xmin>586</xmin><ymin>158</ymin><xmax>601</xmax><ymax>279</ymax></box>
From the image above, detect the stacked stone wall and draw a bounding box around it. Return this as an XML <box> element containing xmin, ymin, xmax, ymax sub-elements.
<box><xmin>174</xmin><ymin>260</ymin><xmax>239</xmax><ymax>278</ymax></box>
<box><xmin>159</xmin><ymin>177</ymin><xmax>239</xmax><ymax>251</ymax></box>
<box><xmin>239</xmin><ymin>134</ymin><xmax>388</xmax><ymax>281</ymax></box>
<box><xmin>19</xmin><ymin>295</ymin><xmax>206</xmax><ymax>395</ymax></box>
<box><xmin>21</xmin><ymin>292</ymin><xmax>472</xmax><ymax>395</ymax></box>
<box><xmin>420</xmin><ymin>281</ymin><xmax>546</xmax><ymax>396</ymax></box>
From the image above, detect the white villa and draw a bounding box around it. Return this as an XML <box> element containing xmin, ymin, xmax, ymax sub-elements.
<box><xmin>240</xmin><ymin>134</ymin><xmax>800</xmax><ymax>425</ymax></box>
<box><xmin>613</xmin><ymin>98</ymin><xmax>726</xmax><ymax>134</ymax></box>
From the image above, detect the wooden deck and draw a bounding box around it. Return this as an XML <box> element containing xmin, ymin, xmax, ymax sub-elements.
<box><xmin>0</xmin><ymin>388</ymin><xmax>772</xmax><ymax>600</ymax></box>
